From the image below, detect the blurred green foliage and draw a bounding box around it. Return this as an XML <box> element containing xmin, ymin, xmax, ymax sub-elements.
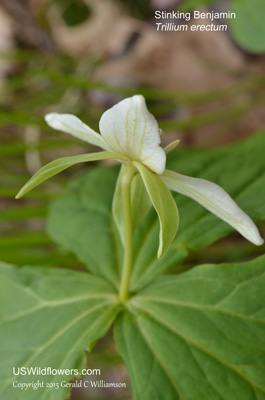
<box><xmin>54</xmin><ymin>0</ymin><xmax>92</xmax><ymax>26</ymax></box>
<box><xmin>116</xmin><ymin>0</ymin><xmax>152</xmax><ymax>18</ymax></box>
<box><xmin>230</xmin><ymin>0</ymin><xmax>265</xmax><ymax>53</ymax></box>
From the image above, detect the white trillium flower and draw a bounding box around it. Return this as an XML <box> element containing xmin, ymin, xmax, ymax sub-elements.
<box><xmin>16</xmin><ymin>95</ymin><xmax>263</xmax><ymax>255</ymax></box>
<box><xmin>45</xmin><ymin>96</ymin><xmax>166</xmax><ymax>174</ymax></box>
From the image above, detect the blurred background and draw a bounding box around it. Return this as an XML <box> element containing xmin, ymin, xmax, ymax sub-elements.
<box><xmin>0</xmin><ymin>0</ymin><xmax>264</xmax><ymax>398</ymax></box>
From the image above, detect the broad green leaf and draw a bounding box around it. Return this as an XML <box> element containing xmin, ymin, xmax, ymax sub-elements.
<box><xmin>16</xmin><ymin>151</ymin><xmax>125</xmax><ymax>199</ymax></box>
<box><xmin>115</xmin><ymin>255</ymin><xmax>265</xmax><ymax>400</ymax></box>
<box><xmin>112</xmin><ymin>166</ymin><xmax>151</xmax><ymax>244</ymax></box>
<box><xmin>0</xmin><ymin>263</ymin><xmax>119</xmax><ymax>400</ymax></box>
<box><xmin>131</xmin><ymin>209</ymin><xmax>188</xmax><ymax>290</ymax></box>
<box><xmin>134</xmin><ymin>162</ymin><xmax>179</xmax><ymax>258</ymax></box>
<box><xmin>47</xmin><ymin>166</ymin><xmax>123</xmax><ymax>288</ymax></box>
<box><xmin>230</xmin><ymin>0</ymin><xmax>265</xmax><ymax>53</ymax></box>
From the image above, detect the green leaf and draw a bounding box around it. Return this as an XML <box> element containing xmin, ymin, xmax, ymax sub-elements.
<box><xmin>16</xmin><ymin>151</ymin><xmax>125</xmax><ymax>199</ymax></box>
<box><xmin>112</xmin><ymin>166</ymin><xmax>151</xmax><ymax>244</ymax></box>
<box><xmin>134</xmin><ymin>162</ymin><xmax>179</xmax><ymax>258</ymax></box>
<box><xmin>230</xmin><ymin>0</ymin><xmax>265</xmax><ymax>53</ymax></box>
<box><xmin>0</xmin><ymin>263</ymin><xmax>119</xmax><ymax>400</ymax></box>
<box><xmin>115</xmin><ymin>255</ymin><xmax>265</xmax><ymax>400</ymax></box>
<box><xmin>47</xmin><ymin>166</ymin><xmax>123</xmax><ymax>288</ymax></box>
<box><xmin>130</xmin><ymin>209</ymin><xmax>188</xmax><ymax>290</ymax></box>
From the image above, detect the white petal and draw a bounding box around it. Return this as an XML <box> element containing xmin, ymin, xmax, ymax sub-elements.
<box><xmin>99</xmin><ymin>95</ymin><xmax>166</xmax><ymax>174</ymax></box>
<box><xmin>45</xmin><ymin>113</ymin><xmax>109</xmax><ymax>150</ymax></box>
<box><xmin>161</xmin><ymin>169</ymin><xmax>264</xmax><ymax>246</ymax></box>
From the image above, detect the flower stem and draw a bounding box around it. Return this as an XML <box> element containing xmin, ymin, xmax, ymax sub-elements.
<box><xmin>118</xmin><ymin>165</ymin><xmax>135</xmax><ymax>303</ymax></box>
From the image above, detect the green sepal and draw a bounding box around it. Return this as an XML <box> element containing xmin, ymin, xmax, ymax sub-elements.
<box><xmin>112</xmin><ymin>165</ymin><xmax>151</xmax><ymax>244</ymax></box>
<box><xmin>16</xmin><ymin>151</ymin><xmax>126</xmax><ymax>198</ymax></box>
<box><xmin>134</xmin><ymin>162</ymin><xmax>179</xmax><ymax>258</ymax></box>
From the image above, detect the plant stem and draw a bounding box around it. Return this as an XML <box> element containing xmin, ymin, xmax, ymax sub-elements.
<box><xmin>118</xmin><ymin>165</ymin><xmax>135</xmax><ymax>303</ymax></box>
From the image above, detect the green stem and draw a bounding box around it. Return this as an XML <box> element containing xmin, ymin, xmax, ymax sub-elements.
<box><xmin>118</xmin><ymin>165</ymin><xmax>135</xmax><ymax>303</ymax></box>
